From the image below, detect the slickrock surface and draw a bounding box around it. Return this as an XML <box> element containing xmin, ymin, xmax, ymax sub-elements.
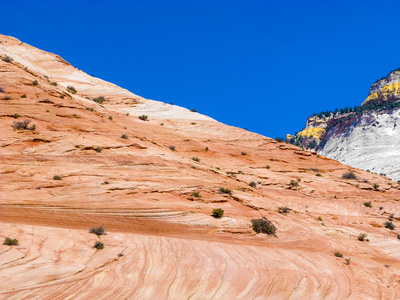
<box><xmin>1</xmin><ymin>34</ymin><xmax>400</xmax><ymax>299</ymax></box>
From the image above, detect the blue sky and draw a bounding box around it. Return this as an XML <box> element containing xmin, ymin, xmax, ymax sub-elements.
<box><xmin>3</xmin><ymin>0</ymin><xmax>400</xmax><ymax>138</ymax></box>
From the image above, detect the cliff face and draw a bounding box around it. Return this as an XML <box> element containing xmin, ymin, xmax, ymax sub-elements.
<box><xmin>1</xmin><ymin>35</ymin><xmax>400</xmax><ymax>299</ymax></box>
<box><xmin>290</xmin><ymin>68</ymin><xmax>400</xmax><ymax>180</ymax></box>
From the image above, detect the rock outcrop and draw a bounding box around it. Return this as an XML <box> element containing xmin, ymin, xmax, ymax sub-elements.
<box><xmin>1</xmin><ymin>35</ymin><xmax>400</xmax><ymax>299</ymax></box>
<box><xmin>290</xmin><ymin>67</ymin><xmax>400</xmax><ymax>181</ymax></box>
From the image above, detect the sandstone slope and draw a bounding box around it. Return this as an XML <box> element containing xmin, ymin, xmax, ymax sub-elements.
<box><xmin>1</xmin><ymin>34</ymin><xmax>400</xmax><ymax>299</ymax></box>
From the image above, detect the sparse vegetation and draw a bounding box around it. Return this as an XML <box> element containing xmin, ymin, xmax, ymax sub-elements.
<box><xmin>103</xmin><ymin>181</ymin><xmax>109</xmax><ymax>185</ymax></box>
<box><xmin>192</xmin><ymin>157</ymin><xmax>200</xmax><ymax>162</ymax></box>
<box><xmin>2</xmin><ymin>55</ymin><xmax>13</xmax><ymax>63</ymax></box>
<box><xmin>342</xmin><ymin>171</ymin><xmax>357</xmax><ymax>180</ymax></box>
<box><xmin>3</xmin><ymin>237</ymin><xmax>18</xmax><ymax>246</ymax></box>
<box><xmin>289</xmin><ymin>180</ymin><xmax>299</xmax><ymax>187</ymax></box>
<box><xmin>358</xmin><ymin>233</ymin><xmax>368</xmax><ymax>241</ymax></box>
<box><xmin>191</xmin><ymin>191</ymin><xmax>201</xmax><ymax>198</ymax></box>
<box><xmin>52</xmin><ymin>82</ymin><xmax>57</xmax><ymax>86</ymax></box>
<box><xmin>219</xmin><ymin>187</ymin><xmax>232</xmax><ymax>195</ymax></box>
<box><xmin>138</xmin><ymin>115</ymin><xmax>148</xmax><ymax>121</ymax></box>
<box><xmin>108</xmin><ymin>115</ymin><xmax>113</xmax><ymax>120</ymax></box>
<box><xmin>316</xmin><ymin>173</ymin><xmax>322</xmax><ymax>177</ymax></box>
<box><xmin>278</xmin><ymin>206</ymin><xmax>291</xmax><ymax>214</ymax></box>
<box><xmin>12</xmin><ymin>113</ymin><xmax>19</xmax><ymax>118</ymax></box>
<box><xmin>345</xmin><ymin>258</ymin><xmax>351</xmax><ymax>265</ymax></box>
<box><xmin>121</xmin><ymin>134</ymin><xmax>129</xmax><ymax>139</ymax></box>
<box><xmin>12</xmin><ymin>119</ymin><xmax>35</xmax><ymax>130</ymax></box>
<box><xmin>94</xmin><ymin>241</ymin><xmax>104</xmax><ymax>250</ymax></box>
<box><xmin>67</xmin><ymin>86</ymin><xmax>77</xmax><ymax>93</ymax></box>
<box><xmin>373</xmin><ymin>183</ymin><xmax>379</xmax><ymax>190</ymax></box>
<box><xmin>241</xmin><ymin>152</ymin><xmax>247</xmax><ymax>156</ymax></box>
<box><xmin>266</xmin><ymin>165</ymin><xmax>270</xmax><ymax>169</ymax></box>
<box><xmin>53</xmin><ymin>175</ymin><xmax>62</xmax><ymax>180</ymax></box>
<box><xmin>191</xmin><ymin>108</ymin><xmax>197</xmax><ymax>112</ymax></box>
<box><xmin>86</xmin><ymin>107</ymin><xmax>94</xmax><ymax>111</ymax></box>
<box><xmin>249</xmin><ymin>181</ymin><xmax>257</xmax><ymax>188</ymax></box>
<box><xmin>21</xmin><ymin>94</ymin><xmax>27</xmax><ymax>98</ymax></box>
<box><xmin>334</xmin><ymin>252</ymin><xmax>343</xmax><ymax>258</ymax></box>
<box><xmin>363</xmin><ymin>201</ymin><xmax>372</xmax><ymax>208</ymax></box>
<box><xmin>89</xmin><ymin>226</ymin><xmax>106</xmax><ymax>236</ymax></box>
<box><xmin>212</xmin><ymin>208</ymin><xmax>224</xmax><ymax>218</ymax></box>
<box><xmin>169</xmin><ymin>145</ymin><xmax>176</xmax><ymax>151</ymax></box>
<box><xmin>4</xmin><ymin>96</ymin><xmax>12</xmax><ymax>100</ymax></box>
<box><xmin>32</xmin><ymin>80</ymin><xmax>38</xmax><ymax>86</ymax></box>
<box><xmin>93</xmin><ymin>96</ymin><xmax>105</xmax><ymax>104</ymax></box>
<box><xmin>95</xmin><ymin>146</ymin><xmax>103</xmax><ymax>153</ymax></box>
<box><xmin>251</xmin><ymin>218</ymin><xmax>277</xmax><ymax>235</ymax></box>
<box><xmin>384</xmin><ymin>221</ymin><xmax>395</xmax><ymax>230</ymax></box>
<box><xmin>317</xmin><ymin>216</ymin><xmax>323</xmax><ymax>221</ymax></box>
<box><xmin>388</xmin><ymin>214</ymin><xmax>394</xmax><ymax>221</ymax></box>
<box><xmin>205</xmin><ymin>147</ymin><xmax>209</xmax><ymax>151</ymax></box>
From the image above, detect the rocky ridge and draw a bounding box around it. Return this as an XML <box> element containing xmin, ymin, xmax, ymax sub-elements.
<box><xmin>289</xmin><ymin>68</ymin><xmax>400</xmax><ymax>181</ymax></box>
<box><xmin>1</xmin><ymin>34</ymin><xmax>400</xmax><ymax>299</ymax></box>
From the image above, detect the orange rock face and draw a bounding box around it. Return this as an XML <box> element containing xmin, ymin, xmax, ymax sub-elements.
<box><xmin>1</xmin><ymin>34</ymin><xmax>400</xmax><ymax>299</ymax></box>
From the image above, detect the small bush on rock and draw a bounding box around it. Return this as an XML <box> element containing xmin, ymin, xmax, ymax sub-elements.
<box><xmin>3</xmin><ymin>237</ymin><xmax>18</xmax><ymax>246</ymax></box>
<box><xmin>93</xmin><ymin>96</ymin><xmax>105</xmax><ymax>104</ymax></box>
<box><xmin>249</xmin><ymin>181</ymin><xmax>257</xmax><ymax>188</ymax></box>
<box><xmin>278</xmin><ymin>206</ymin><xmax>291</xmax><ymax>214</ymax></box>
<box><xmin>2</xmin><ymin>55</ymin><xmax>13</xmax><ymax>63</ymax></box>
<box><xmin>334</xmin><ymin>252</ymin><xmax>343</xmax><ymax>258</ymax></box>
<box><xmin>138</xmin><ymin>115</ymin><xmax>148</xmax><ymax>121</ymax></box>
<box><xmin>342</xmin><ymin>172</ymin><xmax>357</xmax><ymax>179</ymax></box>
<box><xmin>251</xmin><ymin>218</ymin><xmax>277</xmax><ymax>235</ymax></box>
<box><xmin>12</xmin><ymin>119</ymin><xmax>35</xmax><ymax>130</ymax></box>
<box><xmin>384</xmin><ymin>221</ymin><xmax>395</xmax><ymax>230</ymax></box>
<box><xmin>363</xmin><ymin>201</ymin><xmax>372</xmax><ymax>208</ymax></box>
<box><xmin>67</xmin><ymin>86</ymin><xmax>77</xmax><ymax>93</ymax></box>
<box><xmin>219</xmin><ymin>187</ymin><xmax>232</xmax><ymax>195</ymax></box>
<box><xmin>94</xmin><ymin>241</ymin><xmax>104</xmax><ymax>250</ymax></box>
<box><xmin>53</xmin><ymin>175</ymin><xmax>62</xmax><ymax>180</ymax></box>
<box><xmin>89</xmin><ymin>227</ymin><xmax>106</xmax><ymax>236</ymax></box>
<box><xmin>212</xmin><ymin>208</ymin><xmax>224</xmax><ymax>218</ymax></box>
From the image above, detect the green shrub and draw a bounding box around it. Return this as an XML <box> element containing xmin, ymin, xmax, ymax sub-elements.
<box><xmin>334</xmin><ymin>252</ymin><xmax>343</xmax><ymax>258</ymax></box>
<box><xmin>316</xmin><ymin>173</ymin><xmax>322</xmax><ymax>177</ymax></box>
<box><xmin>95</xmin><ymin>146</ymin><xmax>103</xmax><ymax>153</ymax></box>
<box><xmin>191</xmin><ymin>191</ymin><xmax>201</xmax><ymax>198</ymax></box>
<box><xmin>384</xmin><ymin>221</ymin><xmax>395</xmax><ymax>230</ymax></box>
<box><xmin>205</xmin><ymin>147</ymin><xmax>209</xmax><ymax>151</ymax></box>
<box><xmin>169</xmin><ymin>145</ymin><xmax>176</xmax><ymax>151</ymax></box>
<box><xmin>219</xmin><ymin>187</ymin><xmax>232</xmax><ymax>195</ymax></box>
<box><xmin>67</xmin><ymin>86</ymin><xmax>77</xmax><ymax>93</ymax></box>
<box><xmin>86</xmin><ymin>107</ymin><xmax>94</xmax><ymax>111</ymax></box>
<box><xmin>278</xmin><ymin>206</ymin><xmax>291</xmax><ymax>214</ymax></box>
<box><xmin>345</xmin><ymin>258</ymin><xmax>351</xmax><ymax>265</ymax></box>
<box><xmin>52</xmin><ymin>82</ymin><xmax>57</xmax><ymax>86</ymax></box>
<box><xmin>358</xmin><ymin>233</ymin><xmax>367</xmax><ymax>241</ymax></box>
<box><xmin>212</xmin><ymin>208</ymin><xmax>224</xmax><ymax>218</ymax></box>
<box><xmin>108</xmin><ymin>115</ymin><xmax>113</xmax><ymax>120</ymax></box>
<box><xmin>93</xmin><ymin>96</ymin><xmax>105</xmax><ymax>104</ymax></box>
<box><xmin>241</xmin><ymin>152</ymin><xmax>247</xmax><ymax>156</ymax></box>
<box><xmin>32</xmin><ymin>80</ymin><xmax>38</xmax><ymax>86</ymax></box>
<box><xmin>94</xmin><ymin>241</ymin><xmax>104</xmax><ymax>250</ymax></box>
<box><xmin>138</xmin><ymin>115</ymin><xmax>148</xmax><ymax>121</ymax></box>
<box><xmin>342</xmin><ymin>172</ymin><xmax>357</xmax><ymax>179</ymax></box>
<box><xmin>249</xmin><ymin>181</ymin><xmax>257</xmax><ymax>188</ymax></box>
<box><xmin>12</xmin><ymin>113</ymin><xmax>19</xmax><ymax>118</ymax></box>
<box><xmin>89</xmin><ymin>226</ymin><xmax>105</xmax><ymax>236</ymax></box>
<box><xmin>363</xmin><ymin>201</ymin><xmax>372</xmax><ymax>208</ymax></box>
<box><xmin>53</xmin><ymin>175</ymin><xmax>62</xmax><ymax>180</ymax></box>
<box><xmin>4</xmin><ymin>96</ymin><xmax>12</xmax><ymax>100</ymax></box>
<box><xmin>21</xmin><ymin>94</ymin><xmax>27</xmax><ymax>98</ymax></box>
<box><xmin>289</xmin><ymin>180</ymin><xmax>299</xmax><ymax>187</ymax></box>
<box><xmin>12</xmin><ymin>119</ymin><xmax>35</xmax><ymax>130</ymax></box>
<box><xmin>251</xmin><ymin>218</ymin><xmax>277</xmax><ymax>235</ymax></box>
<box><xmin>192</xmin><ymin>157</ymin><xmax>200</xmax><ymax>162</ymax></box>
<box><xmin>2</xmin><ymin>55</ymin><xmax>13</xmax><ymax>63</ymax></box>
<box><xmin>373</xmin><ymin>183</ymin><xmax>379</xmax><ymax>190</ymax></box>
<box><xmin>121</xmin><ymin>134</ymin><xmax>128</xmax><ymax>139</ymax></box>
<box><xmin>60</xmin><ymin>95</ymin><xmax>65</xmax><ymax>99</ymax></box>
<box><xmin>3</xmin><ymin>237</ymin><xmax>18</xmax><ymax>246</ymax></box>
<box><xmin>317</xmin><ymin>216</ymin><xmax>323</xmax><ymax>221</ymax></box>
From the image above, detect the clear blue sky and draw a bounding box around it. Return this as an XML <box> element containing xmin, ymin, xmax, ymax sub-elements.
<box><xmin>3</xmin><ymin>0</ymin><xmax>400</xmax><ymax>138</ymax></box>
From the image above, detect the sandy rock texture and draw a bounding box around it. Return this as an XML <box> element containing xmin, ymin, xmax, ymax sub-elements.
<box><xmin>1</xmin><ymin>34</ymin><xmax>400</xmax><ymax>299</ymax></box>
